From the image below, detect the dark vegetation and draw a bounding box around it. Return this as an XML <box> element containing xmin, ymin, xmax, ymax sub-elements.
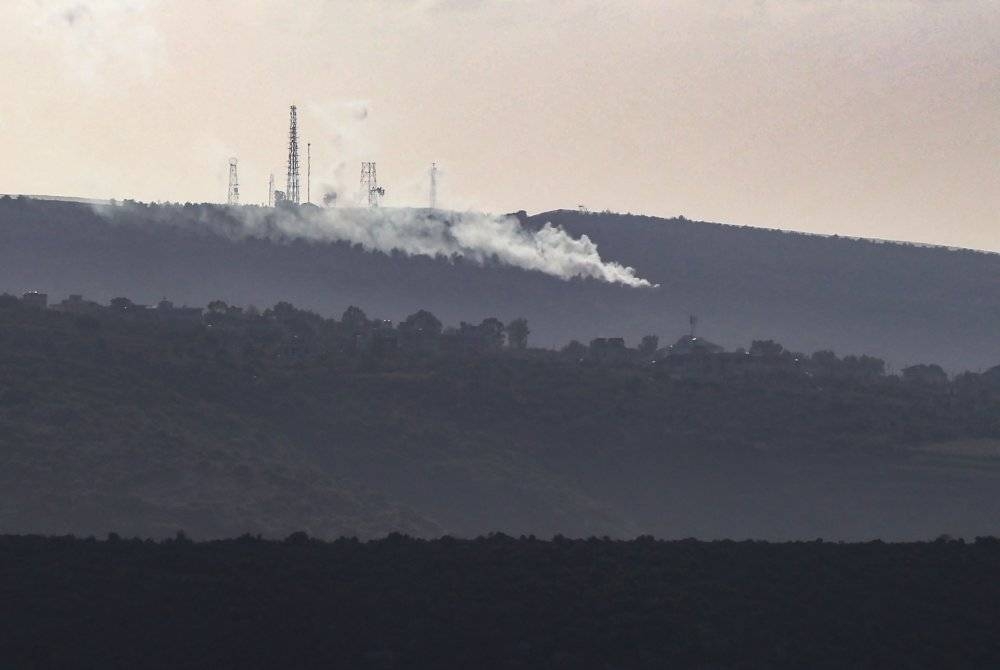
<box><xmin>3</xmin><ymin>196</ymin><xmax>1000</xmax><ymax>371</ymax></box>
<box><xmin>4</xmin><ymin>293</ymin><xmax>1000</xmax><ymax>540</ymax></box>
<box><xmin>3</xmin><ymin>533</ymin><xmax>1000</xmax><ymax>668</ymax></box>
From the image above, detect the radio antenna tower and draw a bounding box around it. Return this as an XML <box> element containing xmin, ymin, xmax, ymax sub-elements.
<box><xmin>227</xmin><ymin>157</ymin><xmax>240</xmax><ymax>205</ymax></box>
<box><xmin>429</xmin><ymin>162</ymin><xmax>438</xmax><ymax>209</ymax></box>
<box><xmin>306</xmin><ymin>142</ymin><xmax>311</xmax><ymax>205</ymax></box>
<box><xmin>286</xmin><ymin>105</ymin><xmax>300</xmax><ymax>205</ymax></box>
<box><xmin>360</xmin><ymin>161</ymin><xmax>384</xmax><ymax>208</ymax></box>
<box><xmin>267</xmin><ymin>173</ymin><xmax>275</xmax><ymax>207</ymax></box>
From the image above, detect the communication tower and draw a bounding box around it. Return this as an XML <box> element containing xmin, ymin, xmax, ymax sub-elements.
<box><xmin>286</xmin><ymin>105</ymin><xmax>300</xmax><ymax>205</ymax></box>
<box><xmin>267</xmin><ymin>173</ymin><xmax>275</xmax><ymax>207</ymax></box>
<box><xmin>227</xmin><ymin>158</ymin><xmax>240</xmax><ymax>206</ymax></box>
<box><xmin>429</xmin><ymin>162</ymin><xmax>438</xmax><ymax>209</ymax></box>
<box><xmin>307</xmin><ymin>143</ymin><xmax>311</xmax><ymax>205</ymax></box>
<box><xmin>360</xmin><ymin>161</ymin><xmax>385</xmax><ymax>208</ymax></box>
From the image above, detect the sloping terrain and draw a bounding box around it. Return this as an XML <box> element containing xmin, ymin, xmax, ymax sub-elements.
<box><xmin>1</xmin><ymin>197</ymin><xmax>999</xmax><ymax>370</ymax></box>
<box><xmin>3</xmin><ymin>301</ymin><xmax>1000</xmax><ymax>540</ymax></box>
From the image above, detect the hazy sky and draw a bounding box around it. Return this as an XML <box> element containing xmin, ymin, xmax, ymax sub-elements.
<box><xmin>2</xmin><ymin>0</ymin><xmax>997</xmax><ymax>249</ymax></box>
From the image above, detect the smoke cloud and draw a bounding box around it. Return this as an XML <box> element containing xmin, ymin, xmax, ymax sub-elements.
<box><xmin>101</xmin><ymin>202</ymin><xmax>655</xmax><ymax>288</ymax></box>
<box><xmin>275</xmin><ymin>207</ymin><xmax>656</xmax><ymax>288</ymax></box>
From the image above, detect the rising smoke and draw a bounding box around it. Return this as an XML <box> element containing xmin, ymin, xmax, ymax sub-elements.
<box><xmin>270</xmin><ymin>207</ymin><xmax>657</xmax><ymax>288</ymax></box>
<box><xmin>99</xmin><ymin>202</ymin><xmax>655</xmax><ymax>288</ymax></box>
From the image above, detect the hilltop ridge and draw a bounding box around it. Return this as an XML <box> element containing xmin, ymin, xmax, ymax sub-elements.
<box><xmin>1</xmin><ymin>196</ymin><xmax>998</xmax><ymax>370</ymax></box>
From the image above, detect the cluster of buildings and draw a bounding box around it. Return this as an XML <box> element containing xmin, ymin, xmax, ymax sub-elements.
<box><xmin>18</xmin><ymin>291</ymin><xmax>203</xmax><ymax>323</ymax></box>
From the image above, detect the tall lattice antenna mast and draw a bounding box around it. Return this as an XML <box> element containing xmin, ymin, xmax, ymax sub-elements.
<box><xmin>227</xmin><ymin>157</ymin><xmax>240</xmax><ymax>205</ymax></box>
<box><xmin>306</xmin><ymin>142</ymin><xmax>311</xmax><ymax>205</ymax></box>
<box><xmin>429</xmin><ymin>162</ymin><xmax>437</xmax><ymax>209</ymax></box>
<box><xmin>286</xmin><ymin>105</ymin><xmax>300</xmax><ymax>205</ymax></box>
<box><xmin>267</xmin><ymin>173</ymin><xmax>275</xmax><ymax>207</ymax></box>
<box><xmin>360</xmin><ymin>161</ymin><xmax>384</xmax><ymax>208</ymax></box>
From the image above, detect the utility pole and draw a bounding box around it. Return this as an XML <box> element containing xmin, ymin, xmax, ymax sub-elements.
<box><xmin>267</xmin><ymin>173</ymin><xmax>275</xmax><ymax>207</ymax></box>
<box><xmin>306</xmin><ymin>142</ymin><xmax>311</xmax><ymax>205</ymax></box>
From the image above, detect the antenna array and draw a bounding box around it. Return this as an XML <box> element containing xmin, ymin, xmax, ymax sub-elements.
<box><xmin>360</xmin><ymin>162</ymin><xmax>385</xmax><ymax>208</ymax></box>
<box><xmin>227</xmin><ymin>158</ymin><xmax>239</xmax><ymax>205</ymax></box>
<box><xmin>286</xmin><ymin>106</ymin><xmax>300</xmax><ymax>205</ymax></box>
<box><xmin>429</xmin><ymin>162</ymin><xmax>438</xmax><ymax>209</ymax></box>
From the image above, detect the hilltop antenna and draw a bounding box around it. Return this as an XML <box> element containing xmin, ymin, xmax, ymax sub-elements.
<box><xmin>689</xmin><ymin>314</ymin><xmax>698</xmax><ymax>338</ymax></box>
<box><xmin>360</xmin><ymin>161</ymin><xmax>384</xmax><ymax>208</ymax></box>
<box><xmin>306</xmin><ymin>142</ymin><xmax>311</xmax><ymax>205</ymax></box>
<box><xmin>267</xmin><ymin>173</ymin><xmax>275</xmax><ymax>207</ymax></box>
<box><xmin>227</xmin><ymin>158</ymin><xmax>240</xmax><ymax>206</ymax></box>
<box><xmin>286</xmin><ymin>105</ymin><xmax>300</xmax><ymax>205</ymax></box>
<box><xmin>429</xmin><ymin>162</ymin><xmax>438</xmax><ymax>209</ymax></box>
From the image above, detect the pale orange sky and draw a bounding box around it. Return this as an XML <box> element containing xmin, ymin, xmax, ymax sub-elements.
<box><xmin>2</xmin><ymin>0</ymin><xmax>998</xmax><ymax>249</ymax></box>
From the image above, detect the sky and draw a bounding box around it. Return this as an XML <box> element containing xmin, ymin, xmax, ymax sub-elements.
<box><xmin>1</xmin><ymin>0</ymin><xmax>997</xmax><ymax>250</ymax></box>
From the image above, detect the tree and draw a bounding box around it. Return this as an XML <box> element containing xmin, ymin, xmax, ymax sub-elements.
<box><xmin>561</xmin><ymin>340</ymin><xmax>587</xmax><ymax>360</ymax></box>
<box><xmin>750</xmin><ymin>340</ymin><xmax>784</xmax><ymax>358</ymax></box>
<box><xmin>207</xmin><ymin>300</ymin><xmax>229</xmax><ymax>315</ymax></box>
<box><xmin>479</xmin><ymin>318</ymin><xmax>506</xmax><ymax>350</ymax></box>
<box><xmin>270</xmin><ymin>301</ymin><xmax>298</xmax><ymax>319</ymax></box>
<box><xmin>341</xmin><ymin>306</ymin><xmax>369</xmax><ymax>333</ymax></box>
<box><xmin>638</xmin><ymin>335</ymin><xmax>659</xmax><ymax>356</ymax></box>
<box><xmin>507</xmin><ymin>318</ymin><xmax>530</xmax><ymax>349</ymax></box>
<box><xmin>400</xmin><ymin>310</ymin><xmax>443</xmax><ymax>336</ymax></box>
<box><xmin>902</xmin><ymin>364</ymin><xmax>948</xmax><ymax>385</ymax></box>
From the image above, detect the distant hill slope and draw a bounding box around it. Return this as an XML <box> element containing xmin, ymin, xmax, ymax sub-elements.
<box><xmin>530</xmin><ymin>209</ymin><xmax>1000</xmax><ymax>372</ymax></box>
<box><xmin>4</xmin><ymin>299</ymin><xmax>1000</xmax><ymax>541</ymax></box>
<box><xmin>1</xmin><ymin>197</ymin><xmax>998</xmax><ymax>370</ymax></box>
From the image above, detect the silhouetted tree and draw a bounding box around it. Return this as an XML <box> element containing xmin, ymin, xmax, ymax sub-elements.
<box><xmin>400</xmin><ymin>310</ymin><xmax>443</xmax><ymax>336</ymax></box>
<box><xmin>207</xmin><ymin>300</ymin><xmax>229</xmax><ymax>315</ymax></box>
<box><xmin>750</xmin><ymin>340</ymin><xmax>784</xmax><ymax>358</ymax></box>
<box><xmin>639</xmin><ymin>335</ymin><xmax>659</xmax><ymax>356</ymax></box>
<box><xmin>507</xmin><ymin>318</ymin><xmax>530</xmax><ymax>349</ymax></box>
<box><xmin>561</xmin><ymin>340</ymin><xmax>587</xmax><ymax>359</ymax></box>
<box><xmin>341</xmin><ymin>306</ymin><xmax>370</xmax><ymax>333</ymax></box>
<box><xmin>902</xmin><ymin>364</ymin><xmax>948</xmax><ymax>385</ymax></box>
<box><xmin>479</xmin><ymin>318</ymin><xmax>506</xmax><ymax>350</ymax></box>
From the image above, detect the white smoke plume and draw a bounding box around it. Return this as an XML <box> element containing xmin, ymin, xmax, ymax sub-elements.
<box><xmin>100</xmin><ymin>202</ymin><xmax>656</xmax><ymax>288</ymax></box>
<box><xmin>262</xmin><ymin>207</ymin><xmax>657</xmax><ymax>288</ymax></box>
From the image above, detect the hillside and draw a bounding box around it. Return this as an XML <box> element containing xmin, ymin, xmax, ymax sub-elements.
<box><xmin>3</xmin><ymin>297</ymin><xmax>1000</xmax><ymax>540</ymax></box>
<box><xmin>1</xmin><ymin>197</ymin><xmax>999</xmax><ymax>370</ymax></box>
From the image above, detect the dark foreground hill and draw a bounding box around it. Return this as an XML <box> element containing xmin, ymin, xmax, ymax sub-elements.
<box><xmin>4</xmin><ymin>298</ymin><xmax>1000</xmax><ymax>540</ymax></box>
<box><xmin>1</xmin><ymin>196</ymin><xmax>999</xmax><ymax>371</ymax></box>
<box><xmin>3</xmin><ymin>534</ymin><xmax>1000</xmax><ymax>669</ymax></box>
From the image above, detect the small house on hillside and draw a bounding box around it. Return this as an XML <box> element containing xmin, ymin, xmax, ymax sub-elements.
<box><xmin>21</xmin><ymin>291</ymin><xmax>47</xmax><ymax>309</ymax></box>
<box><xmin>666</xmin><ymin>335</ymin><xmax>724</xmax><ymax>356</ymax></box>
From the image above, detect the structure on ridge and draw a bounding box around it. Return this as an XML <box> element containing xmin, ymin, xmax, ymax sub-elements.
<box><xmin>429</xmin><ymin>162</ymin><xmax>437</xmax><ymax>209</ymax></box>
<box><xmin>286</xmin><ymin>105</ymin><xmax>300</xmax><ymax>205</ymax></box>
<box><xmin>267</xmin><ymin>174</ymin><xmax>275</xmax><ymax>207</ymax></box>
<box><xmin>360</xmin><ymin>161</ymin><xmax>385</xmax><ymax>208</ymax></box>
<box><xmin>227</xmin><ymin>158</ymin><xmax>240</xmax><ymax>206</ymax></box>
<box><xmin>307</xmin><ymin>142</ymin><xmax>311</xmax><ymax>205</ymax></box>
